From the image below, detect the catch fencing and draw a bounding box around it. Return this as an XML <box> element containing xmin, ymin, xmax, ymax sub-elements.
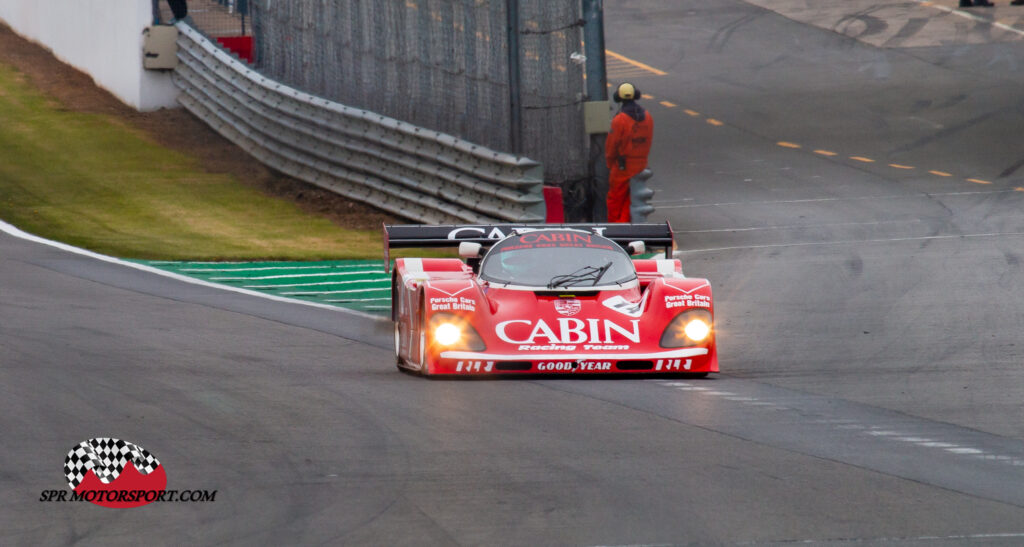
<box><xmin>154</xmin><ymin>0</ymin><xmax>249</xmax><ymax>36</ymax></box>
<box><xmin>250</xmin><ymin>0</ymin><xmax>588</xmax><ymax>186</ymax></box>
<box><xmin>172</xmin><ymin>23</ymin><xmax>546</xmax><ymax>224</ymax></box>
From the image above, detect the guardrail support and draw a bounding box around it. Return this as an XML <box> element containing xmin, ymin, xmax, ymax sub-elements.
<box><xmin>171</xmin><ymin>24</ymin><xmax>545</xmax><ymax>224</ymax></box>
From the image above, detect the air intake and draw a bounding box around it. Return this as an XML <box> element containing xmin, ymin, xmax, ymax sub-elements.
<box><xmin>616</xmin><ymin>361</ymin><xmax>654</xmax><ymax>371</ymax></box>
<box><xmin>495</xmin><ymin>361</ymin><xmax>533</xmax><ymax>372</ymax></box>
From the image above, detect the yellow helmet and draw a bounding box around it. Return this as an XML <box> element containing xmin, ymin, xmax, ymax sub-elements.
<box><xmin>614</xmin><ymin>82</ymin><xmax>641</xmax><ymax>102</ymax></box>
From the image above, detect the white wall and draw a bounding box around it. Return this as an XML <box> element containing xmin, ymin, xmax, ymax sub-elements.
<box><xmin>0</xmin><ymin>0</ymin><xmax>179</xmax><ymax>111</ymax></box>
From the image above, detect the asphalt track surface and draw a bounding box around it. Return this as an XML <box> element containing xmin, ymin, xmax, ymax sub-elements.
<box><xmin>6</xmin><ymin>1</ymin><xmax>1024</xmax><ymax>545</ymax></box>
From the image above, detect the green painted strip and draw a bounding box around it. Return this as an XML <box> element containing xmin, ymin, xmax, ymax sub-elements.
<box><xmin>132</xmin><ymin>259</ymin><xmax>392</xmax><ymax>316</ymax></box>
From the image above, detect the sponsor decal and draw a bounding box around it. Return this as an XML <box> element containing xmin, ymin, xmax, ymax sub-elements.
<box><xmin>447</xmin><ymin>226</ymin><xmax>522</xmax><ymax>240</ymax></box>
<box><xmin>602</xmin><ymin>295</ymin><xmax>643</xmax><ymax>318</ymax></box>
<box><xmin>39</xmin><ymin>438</ymin><xmax>215</xmax><ymax>507</ymax></box>
<box><xmin>518</xmin><ymin>344</ymin><xmax>578</xmax><ymax>351</ymax></box>
<box><xmin>538</xmin><ymin>361</ymin><xmax>612</xmax><ymax>372</ymax></box>
<box><xmin>554</xmin><ymin>298</ymin><xmax>581</xmax><ymax>317</ymax></box>
<box><xmin>456</xmin><ymin>360</ymin><xmax>494</xmax><ymax>372</ymax></box>
<box><xmin>446</xmin><ymin>226</ymin><xmax>608</xmax><ymax>241</ymax></box>
<box><xmin>655</xmin><ymin>358</ymin><xmax>692</xmax><ymax>371</ymax></box>
<box><xmin>496</xmin><ymin>318</ymin><xmax>640</xmax><ymax>345</ymax></box>
<box><xmin>428</xmin><ymin>282</ymin><xmax>477</xmax><ymax>311</ymax></box>
<box><xmin>665</xmin><ymin>293</ymin><xmax>711</xmax><ymax>309</ymax></box>
<box><xmin>519</xmin><ymin>232</ymin><xmax>592</xmax><ymax>245</ymax></box>
<box><xmin>664</xmin><ymin>283</ymin><xmax>711</xmax><ymax>309</ymax></box>
<box><xmin>430</xmin><ymin>296</ymin><xmax>476</xmax><ymax>312</ymax></box>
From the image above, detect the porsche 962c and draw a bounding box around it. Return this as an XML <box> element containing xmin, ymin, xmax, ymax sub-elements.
<box><xmin>386</xmin><ymin>223</ymin><xmax>716</xmax><ymax>377</ymax></box>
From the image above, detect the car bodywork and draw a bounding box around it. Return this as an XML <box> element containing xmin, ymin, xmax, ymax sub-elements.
<box><xmin>386</xmin><ymin>223</ymin><xmax>717</xmax><ymax>376</ymax></box>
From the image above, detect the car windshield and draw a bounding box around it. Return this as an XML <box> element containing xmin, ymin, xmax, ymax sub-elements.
<box><xmin>479</xmin><ymin>230</ymin><xmax>637</xmax><ymax>288</ymax></box>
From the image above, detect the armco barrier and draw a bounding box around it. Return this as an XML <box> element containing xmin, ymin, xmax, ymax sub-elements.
<box><xmin>171</xmin><ymin>24</ymin><xmax>545</xmax><ymax>224</ymax></box>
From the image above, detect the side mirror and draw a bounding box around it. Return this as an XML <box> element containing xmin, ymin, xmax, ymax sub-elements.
<box><xmin>459</xmin><ymin>242</ymin><xmax>483</xmax><ymax>259</ymax></box>
<box><xmin>628</xmin><ymin>241</ymin><xmax>645</xmax><ymax>256</ymax></box>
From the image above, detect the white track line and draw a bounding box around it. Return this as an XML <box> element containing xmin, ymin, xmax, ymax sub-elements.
<box><xmin>0</xmin><ymin>220</ymin><xmax>386</xmax><ymax>322</ymax></box>
<box><xmin>675</xmin><ymin>230</ymin><xmax>1024</xmax><ymax>254</ymax></box>
<box><xmin>282</xmin><ymin>287</ymin><xmax>391</xmax><ymax>296</ymax></box>
<box><xmin>210</xmin><ymin>270</ymin><xmax>383</xmax><ymax>280</ymax></box>
<box><xmin>736</xmin><ymin>533</ymin><xmax>1024</xmax><ymax>545</ymax></box>
<box><xmin>916</xmin><ymin>0</ymin><xmax>1024</xmax><ymax>37</ymax></box>
<box><xmin>242</xmin><ymin>279</ymin><xmax>389</xmax><ymax>289</ymax></box>
<box><xmin>181</xmin><ymin>264</ymin><xmax>380</xmax><ymax>273</ymax></box>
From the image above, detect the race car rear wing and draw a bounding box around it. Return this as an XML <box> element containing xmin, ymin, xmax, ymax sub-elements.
<box><xmin>383</xmin><ymin>222</ymin><xmax>675</xmax><ymax>271</ymax></box>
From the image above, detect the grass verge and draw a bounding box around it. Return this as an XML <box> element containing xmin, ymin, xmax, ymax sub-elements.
<box><xmin>0</xmin><ymin>62</ymin><xmax>400</xmax><ymax>261</ymax></box>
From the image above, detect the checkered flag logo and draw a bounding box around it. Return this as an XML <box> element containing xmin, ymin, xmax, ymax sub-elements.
<box><xmin>64</xmin><ymin>438</ymin><xmax>162</xmax><ymax>490</ymax></box>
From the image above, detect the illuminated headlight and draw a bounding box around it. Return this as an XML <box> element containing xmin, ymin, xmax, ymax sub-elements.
<box><xmin>683</xmin><ymin>318</ymin><xmax>711</xmax><ymax>342</ymax></box>
<box><xmin>660</xmin><ymin>309</ymin><xmax>713</xmax><ymax>348</ymax></box>
<box><xmin>434</xmin><ymin>323</ymin><xmax>462</xmax><ymax>345</ymax></box>
<box><xmin>428</xmin><ymin>313</ymin><xmax>486</xmax><ymax>351</ymax></box>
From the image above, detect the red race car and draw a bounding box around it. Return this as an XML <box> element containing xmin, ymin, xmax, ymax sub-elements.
<box><xmin>385</xmin><ymin>223</ymin><xmax>717</xmax><ymax>377</ymax></box>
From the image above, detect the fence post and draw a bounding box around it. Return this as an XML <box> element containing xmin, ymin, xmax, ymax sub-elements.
<box><xmin>581</xmin><ymin>0</ymin><xmax>608</xmax><ymax>222</ymax></box>
<box><xmin>506</xmin><ymin>0</ymin><xmax>523</xmax><ymax>155</ymax></box>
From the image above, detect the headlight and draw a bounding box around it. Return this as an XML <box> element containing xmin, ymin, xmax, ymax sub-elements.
<box><xmin>660</xmin><ymin>309</ymin><xmax>713</xmax><ymax>348</ymax></box>
<box><xmin>434</xmin><ymin>323</ymin><xmax>462</xmax><ymax>346</ymax></box>
<box><xmin>428</xmin><ymin>313</ymin><xmax>486</xmax><ymax>351</ymax></box>
<box><xmin>683</xmin><ymin>318</ymin><xmax>711</xmax><ymax>342</ymax></box>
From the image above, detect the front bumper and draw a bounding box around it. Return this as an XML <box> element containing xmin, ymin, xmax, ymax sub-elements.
<box><xmin>434</xmin><ymin>347</ymin><xmax>716</xmax><ymax>375</ymax></box>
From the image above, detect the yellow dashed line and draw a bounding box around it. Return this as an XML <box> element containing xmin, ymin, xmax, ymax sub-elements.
<box><xmin>656</xmin><ymin>99</ymin><xmax>990</xmax><ymax>192</ymax></box>
<box><xmin>1016</xmin><ymin>187</ymin><xmax>1024</xmax><ymax>192</ymax></box>
<box><xmin>608</xmin><ymin>70</ymin><xmax>659</xmax><ymax>79</ymax></box>
<box><xmin>607</xmin><ymin>64</ymin><xmax>654</xmax><ymax>72</ymax></box>
<box><xmin>605</xmin><ymin>50</ymin><xmax>668</xmax><ymax>76</ymax></box>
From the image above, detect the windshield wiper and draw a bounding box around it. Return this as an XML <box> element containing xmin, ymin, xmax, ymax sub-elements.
<box><xmin>546</xmin><ymin>261</ymin><xmax>613</xmax><ymax>289</ymax></box>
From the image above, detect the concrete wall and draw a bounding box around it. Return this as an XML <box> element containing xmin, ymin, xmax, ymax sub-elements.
<box><xmin>0</xmin><ymin>0</ymin><xmax>179</xmax><ymax>111</ymax></box>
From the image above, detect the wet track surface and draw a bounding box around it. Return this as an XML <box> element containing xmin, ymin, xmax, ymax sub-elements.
<box><xmin>6</xmin><ymin>1</ymin><xmax>1024</xmax><ymax>544</ymax></box>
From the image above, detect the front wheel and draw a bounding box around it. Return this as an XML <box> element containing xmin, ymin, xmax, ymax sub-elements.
<box><xmin>418</xmin><ymin>326</ymin><xmax>430</xmax><ymax>376</ymax></box>
<box><xmin>394</xmin><ymin>322</ymin><xmax>404</xmax><ymax>368</ymax></box>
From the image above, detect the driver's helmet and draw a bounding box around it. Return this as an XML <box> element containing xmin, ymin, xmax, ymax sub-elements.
<box><xmin>497</xmin><ymin>249</ymin><xmax>532</xmax><ymax>275</ymax></box>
